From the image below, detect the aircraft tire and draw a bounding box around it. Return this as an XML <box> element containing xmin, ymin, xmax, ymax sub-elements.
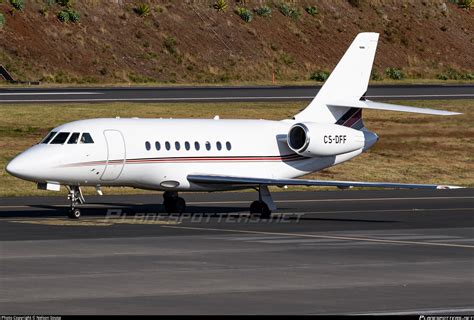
<box><xmin>250</xmin><ymin>200</ymin><xmax>271</xmax><ymax>219</ymax></box>
<box><xmin>67</xmin><ymin>208</ymin><xmax>81</xmax><ymax>219</ymax></box>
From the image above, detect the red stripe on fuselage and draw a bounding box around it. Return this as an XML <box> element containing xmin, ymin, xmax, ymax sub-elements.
<box><xmin>60</xmin><ymin>154</ymin><xmax>305</xmax><ymax>168</ymax></box>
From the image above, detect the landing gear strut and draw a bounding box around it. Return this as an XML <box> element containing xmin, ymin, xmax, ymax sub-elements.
<box><xmin>67</xmin><ymin>185</ymin><xmax>85</xmax><ymax>219</ymax></box>
<box><xmin>250</xmin><ymin>185</ymin><xmax>276</xmax><ymax>219</ymax></box>
<box><xmin>163</xmin><ymin>191</ymin><xmax>186</xmax><ymax>214</ymax></box>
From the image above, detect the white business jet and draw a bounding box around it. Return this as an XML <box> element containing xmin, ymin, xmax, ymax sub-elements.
<box><xmin>6</xmin><ymin>33</ymin><xmax>461</xmax><ymax>219</ymax></box>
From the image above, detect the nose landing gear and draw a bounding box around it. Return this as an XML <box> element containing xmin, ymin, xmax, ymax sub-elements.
<box><xmin>163</xmin><ymin>191</ymin><xmax>186</xmax><ymax>214</ymax></box>
<box><xmin>67</xmin><ymin>186</ymin><xmax>85</xmax><ymax>219</ymax></box>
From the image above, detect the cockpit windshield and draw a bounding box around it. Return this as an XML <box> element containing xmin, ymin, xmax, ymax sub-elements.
<box><xmin>80</xmin><ymin>133</ymin><xmax>94</xmax><ymax>144</ymax></box>
<box><xmin>41</xmin><ymin>131</ymin><xmax>94</xmax><ymax>145</ymax></box>
<box><xmin>67</xmin><ymin>132</ymin><xmax>80</xmax><ymax>144</ymax></box>
<box><xmin>41</xmin><ymin>131</ymin><xmax>57</xmax><ymax>144</ymax></box>
<box><xmin>50</xmin><ymin>132</ymin><xmax>70</xmax><ymax>144</ymax></box>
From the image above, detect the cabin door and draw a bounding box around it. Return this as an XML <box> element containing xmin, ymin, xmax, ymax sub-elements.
<box><xmin>101</xmin><ymin>130</ymin><xmax>126</xmax><ymax>181</ymax></box>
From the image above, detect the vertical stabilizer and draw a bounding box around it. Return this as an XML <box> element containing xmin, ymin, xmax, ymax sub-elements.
<box><xmin>294</xmin><ymin>33</ymin><xmax>379</xmax><ymax>123</ymax></box>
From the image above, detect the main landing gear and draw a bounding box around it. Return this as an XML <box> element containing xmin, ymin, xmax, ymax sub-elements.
<box><xmin>163</xmin><ymin>191</ymin><xmax>186</xmax><ymax>214</ymax></box>
<box><xmin>67</xmin><ymin>185</ymin><xmax>85</xmax><ymax>219</ymax></box>
<box><xmin>250</xmin><ymin>185</ymin><xmax>276</xmax><ymax>219</ymax></box>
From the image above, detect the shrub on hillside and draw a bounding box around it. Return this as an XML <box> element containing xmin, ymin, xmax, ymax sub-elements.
<box><xmin>235</xmin><ymin>6</ymin><xmax>253</xmax><ymax>22</ymax></box>
<box><xmin>385</xmin><ymin>67</ymin><xmax>405</xmax><ymax>80</ymax></box>
<box><xmin>56</xmin><ymin>9</ymin><xmax>79</xmax><ymax>23</ymax></box>
<box><xmin>437</xmin><ymin>68</ymin><xmax>474</xmax><ymax>80</ymax></box>
<box><xmin>10</xmin><ymin>0</ymin><xmax>25</xmax><ymax>11</ymax></box>
<box><xmin>56</xmin><ymin>0</ymin><xmax>73</xmax><ymax>8</ymax></box>
<box><xmin>134</xmin><ymin>3</ymin><xmax>150</xmax><ymax>17</ymax></box>
<box><xmin>305</xmin><ymin>6</ymin><xmax>318</xmax><ymax>16</ymax></box>
<box><xmin>67</xmin><ymin>9</ymin><xmax>80</xmax><ymax>22</ymax></box>
<box><xmin>0</xmin><ymin>13</ymin><xmax>5</xmax><ymax>28</ymax></box>
<box><xmin>57</xmin><ymin>10</ymin><xmax>69</xmax><ymax>22</ymax></box>
<box><xmin>254</xmin><ymin>6</ymin><xmax>271</xmax><ymax>17</ymax></box>
<box><xmin>457</xmin><ymin>0</ymin><xmax>473</xmax><ymax>9</ymax></box>
<box><xmin>278</xmin><ymin>3</ymin><xmax>300</xmax><ymax>19</ymax></box>
<box><xmin>310</xmin><ymin>71</ymin><xmax>330</xmax><ymax>82</ymax></box>
<box><xmin>371</xmin><ymin>70</ymin><xmax>383</xmax><ymax>81</ymax></box>
<box><xmin>213</xmin><ymin>0</ymin><xmax>228</xmax><ymax>12</ymax></box>
<box><xmin>163</xmin><ymin>36</ymin><xmax>177</xmax><ymax>55</ymax></box>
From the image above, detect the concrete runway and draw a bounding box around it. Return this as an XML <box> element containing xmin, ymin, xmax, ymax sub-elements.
<box><xmin>1</xmin><ymin>84</ymin><xmax>473</xmax><ymax>103</ymax></box>
<box><xmin>0</xmin><ymin>189</ymin><xmax>473</xmax><ymax>314</ymax></box>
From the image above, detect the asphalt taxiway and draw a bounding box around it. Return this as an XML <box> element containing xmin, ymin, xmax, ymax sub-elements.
<box><xmin>0</xmin><ymin>189</ymin><xmax>473</xmax><ymax>314</ymax></box>
<box><xmin>1</xmin><ymin>84</ymin><xmax>473</xmax><ymax>103</ymax></box>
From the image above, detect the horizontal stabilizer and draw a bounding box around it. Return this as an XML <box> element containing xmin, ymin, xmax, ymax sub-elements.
<box><xmin>328</xmin><ymin>100</ymin><xmax>461</xmax><ymax>116</ymax></box>
<box><xmin>188</xmin><ymin>174</ymin><xmax>462</xmax><ymax>190</ymax></box>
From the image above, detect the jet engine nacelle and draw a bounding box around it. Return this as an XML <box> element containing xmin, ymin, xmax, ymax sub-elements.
<box><xmin>287</xmin><ymin>122</ymin><xmax>365</xmax><ymax>157</ymax></box>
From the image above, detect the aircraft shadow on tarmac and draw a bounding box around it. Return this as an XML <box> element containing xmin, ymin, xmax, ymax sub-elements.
<box><xmin>0</xmin><ymin>204</ymin><xmax>399</xmax><ymax>224</ymax></box>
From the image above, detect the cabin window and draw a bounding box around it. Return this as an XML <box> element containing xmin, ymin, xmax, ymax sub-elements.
<box><xmin>155</xmin><ymin>141</ymin><xmax>161</xmax><ymax>151</ymax></box>
<box><xmin>165</xmin><ymin>141</ymin><xmax>171</xmax><ymax>150</ymax></box>
<box><xmin>145</xmin><ymin>141</ymin><xmax>151</xmax><ymax>151</ymax></box>
<box><xmin>175</xmin><ymin>141</ymin><xmax>180</xmax><ymax>151</ymax></box>
<box><xmin>41</xmin><ymin>131</ymin><xmax>57</xmax><ymax>144</ymax></box>
<box><xmin>67</xmin><ymin>132</ymin><xmax>80</xmax><ymax>144</ymax></box>
<box><xmin>194</xmin><ymin>141</ymin><xmax>200</xmax><ymax>151</ymax></box>
<box><xmin>205</xmin><ymin>141</ymin><xmax>211</xmax><ymax>151</ymax></box>
<box><xmin>226</xmin><ymin>141</ymin><xmax>232</xmax><ymax>151</ymax></box>
<box><xmin>81</xmin><ymin>133</ymin><xmax>94</xmax><ymax>144</ymax></box>
<box><xmin>50</xmin><ymin>132</ymin><xmax>70</xmax><ymax>145</ymax></box>
<box><xmin>216</xmin><ymin>141</ymin><xmax>222</xmax><ymax>151</ymax></box>
<box><xmin>185</xmin><ymin>141</ymin><xmax>190</xmax><ymax>151</ymax></box>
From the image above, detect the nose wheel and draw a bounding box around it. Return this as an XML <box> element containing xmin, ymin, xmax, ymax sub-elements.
<box><xmin>68</xmin><ymin>208</ymin><xmax>81</xmax><ymax>219</ymax></box>
<box><xmin>163</xmin><ymin>191</ymin><xmax>186</xmax><ymax>214</ymax></box>
<box><xmin>67</xmin><ymin>186</ymin><xmax>85</xmax><ymax>219</ymax></box>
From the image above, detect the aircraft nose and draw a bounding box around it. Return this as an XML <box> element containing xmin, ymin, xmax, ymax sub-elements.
<box><xmin>6</xmin><ymin>155</ymin><xmax>26</xmax><ymax>178</ymax></box>
<box><xmin>6</xmin><ymin>152</ymin><xmax>37</xmax><ymax>180</ymax></box>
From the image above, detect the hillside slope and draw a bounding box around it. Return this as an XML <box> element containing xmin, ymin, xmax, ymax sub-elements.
<box><xmin>0</xmin><ymin>0</ymin><xmax>473</xmax><ymax>84</ymax></box>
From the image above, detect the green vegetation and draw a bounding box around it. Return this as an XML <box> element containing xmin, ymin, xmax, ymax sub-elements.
<box><xmin>57</xmin><ymin>10</ymin><xmax>69</xmax><ymax>22</ymax></box>
<box><xmin>310</xmin><ymin>70</ymin><xmax>330</xmax><ymax>82</ymax></box>
<box><xmin>437</xmin><ymin>69</ymin><xmax>474</xmax><ymax>80</ymax></box>
<box><xmin>213</xmin><ymin>0</ymin><xmax>228</xmax><ymax>12</ymax></box>
<box><xmin>51</xmin><ymin>0</ymin><xmax>80</xmax><ymax>22</ymax></box>
<box><xmin>153</xmin><ymin>5</ymin><xmax>163</xmax><ymax>13</ymax></box>
<box><xmin>449</xmin><ymin>0</ymin><xmax>473</xmax><ymax>9</ymax></box>
<box><xmin>371</xmin><ymin>70</ymin><xmax>383</xmax><ymax>81</ymax></box>
<box><xmin>67</xmin><ymin>9</ymin><xmax>80</xmax><ymax>22</ymax></box>
<box><xmin>0</xmin><ymin>100</ymin><xmax>471</xmax><ymax>196</ymax></box>
<box><xmin>0</xmin><ymin>13</ymin><xmax>5</xmax><ymax>28</ymax></box>
<box><xmin>56</xmin><ymin>0</ymin><xmax>73</xmax><ymax>8</ymax></box>
<box><xmin>254</xmin><ymin>6</ymin><xmax>272</xmax><ymax>17</ymax></box>
<box><xmin>39</xmin><ymin>6</ymin><xmax>49</xmax><ymax>17</ymax></box>
<box><xmin>163</xmin><ymin>36</ymin><xmax>178</xmax><ymax>55</ymax></box>
<box><xmin>277</xmin><ymin>3</ymin><xmax>300</xmax><ymax>19</ymax></box>
<box><xmin>305</xmin><ymin>6</ymin><xmax>318</xmax><ymax>16</ymax></box>
<box><xmin>134</xmin><ymin>3</ymin><xmax>150</xmax><ymax>17</ymax></box>
<box><xmin>235</xmin><ymin>6</ymin><xmax>253</xmax><ymax>23</ymax></box>
<box><xmin>56</xmin><ymin>9</ymin><xmax>80</xmax><ymax>23</ymax></box>
<box><xmin>385</xmin><ymin>67</ymin><xmax>405</xmax><ymax>80</ymax></box>
<box><xmin>9</xmin><ymin>0</ymin><xmax>24</xmax><ymax>11</ymax></box>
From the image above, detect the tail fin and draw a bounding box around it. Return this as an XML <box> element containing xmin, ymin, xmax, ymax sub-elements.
<box><xmin>294</xmin><ymin>32</ymin><xmax>379</xmax><ymax>123</ymax></box>
<box><xmin>293</xmin><ymin>32</ymin><xmax>460</xmax><ymax>124</ymax></box>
